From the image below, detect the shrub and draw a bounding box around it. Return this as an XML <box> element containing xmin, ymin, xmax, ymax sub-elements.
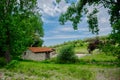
<box><xmin>101</xmin><ymin>44</ymin><xmax>120</xmax><ymax>62</ymax></box>
<box><xmin>56</xmin><ymin>45</ymin><xmax>78</xmax><ymax>63</ymax></box>
<box><xmin>0</xmin><ymin>57</ymin><xmax>6</xmax><ymax>67</ymax></box>
<box><xmin>6</xmin><ymin>60</ymin><xmax>19</xmax><ymax>69</ymax></box>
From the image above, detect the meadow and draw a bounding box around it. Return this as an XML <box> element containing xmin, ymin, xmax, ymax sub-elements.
<box><xmin>1</xmin><ymin>50</ymin><xmax>120</xmax><ymax>80</ymax></box>
<box><xmin>0</xmin><ymin>37</ymin><xmax>120</xmax><ymax>80</ymax></box>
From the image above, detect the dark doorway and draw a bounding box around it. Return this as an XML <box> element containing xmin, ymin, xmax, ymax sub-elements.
<box><xmin>45</xmin><ymin>52</ymin><xmax>50</xmax><ymax>59</ymax></box>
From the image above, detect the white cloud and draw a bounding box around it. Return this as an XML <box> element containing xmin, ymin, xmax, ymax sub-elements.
<box><xmin>48</xmin><ymin>25</ymin><xmax>75</xmax><ymax>34</ymax></box>
<box><xmin>83</xmin><ymin>4</ymin><xmax>111</xmax><ymax>33</ymax></box>
<box><xmin>39</xmin><ymin>0</ymin><xmax>112</xmax><ymax>46</ymax></box>
<box><xmin>42</xmin><ymin>17</ymin><xmax>59</xmax><ymax>23</ymax></box>
<box><xmin>98</xmin><ymin>7</ymin><xmax>110</xmax><ymax>23</ymax></box>
<box><xmin>58</xmin><ymin>27</ymin><xmax>74</xmax><ymax>32</ymax></box>
<box><xmin>85</xmin><ymin>5</ymin><xmax>110</xmax><ymax>24</ymax></box>
<box><xmin>99</xmin><ymin>26</ymin><xmax>112</xmax><ymax>33</ymax></box>
<box><xmin>78</xmin><ymin>28</ymin><xmax>87</xmax><ymax>31</ymax></box>
<box><xmin>43</xmin><ymin>34</ymin><xmax>84</xmax><ymax>40</ymax></box>
<box><xmin>100</xmin><ymin>17</ymin><xmax>108</xmax><ymax>23</ymax></box>
<box><xmin>48</xmin><ymin>30</ymin><xmax>62</xmax><ymax>34</ymax></box>
<box><xmin>37</xmin><ymin>0</ymin><xmax>69</xmax><ymax>16</ymax></box>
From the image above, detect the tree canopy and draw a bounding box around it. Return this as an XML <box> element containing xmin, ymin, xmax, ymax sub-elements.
<box><xmin>58</xmin><ymin>0</ymin><xmax>120</xmax><ymax>59</ymax></box>
<box><xmin>58</xmin><ymin>0</ymin><xmax>120</xmax><ymax>41</ymax></box>
<box><xmin>0</xmin><ymin>0</ymin><xmax>44</xmax><ymax>63</ymax></box>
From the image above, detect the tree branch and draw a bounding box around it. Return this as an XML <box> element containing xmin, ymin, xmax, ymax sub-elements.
<box><xmin>102</xmin><ymin>0</ymin><xmax>117</xmax><ymax>4</ymax></box>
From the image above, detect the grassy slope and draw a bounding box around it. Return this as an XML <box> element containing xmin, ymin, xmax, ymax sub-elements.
<box><xmin>80</xmin><ymin>53</ymin><xmax>117</xmax><ymax>62</ymax></box>
<box><xmin>51</xmin><ymin>40</ymin><xmax>88</xmax><ymax>54</ymax></box>
<box><xmin>51</xmin><ymin>35</ymin><xmax>110</xmax><ymax>54</ymax></box>
<box><xmin>74</xmin><ymin>47</ymin><xmax>88</xmax><ymax>53</ymax></box>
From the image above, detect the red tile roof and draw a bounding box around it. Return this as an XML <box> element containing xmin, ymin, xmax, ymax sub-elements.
<box><xmin>29</xmin><ymin>47</ymin><xmax>53</xmax><ymax>53</ymax></box>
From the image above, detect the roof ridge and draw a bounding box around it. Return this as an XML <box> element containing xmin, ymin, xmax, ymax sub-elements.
<box><xmin>28</xmin><ymin>47</ymin><xmax>53</xmax><ymax>53</ymax></box>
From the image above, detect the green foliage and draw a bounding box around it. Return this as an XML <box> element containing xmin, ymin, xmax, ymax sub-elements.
<box><xmin>111</xmin><ymin>19</ymin><xmax>120</xmax><ymax>43</ymax></box>
<box><xmin>0</xmin><ymin>57</ymin><xmax>6</xmax><ymax>67</ymax></box>
<box><xmin>59</xmin><ymin>0</ymin><xmax>118</xmax><ymax>29</ymax></box>
<box><xmin>31</xmin><ymin>38</ymin><xmax>44</xmax><ymax>47</ymax></box>
<box><xmin>87</xmin><ymin>8</ymin><xmax>99</xmax><ymax>34</ymax></box>
<box><xmin>56</xmin><ymin>45</ymin><xmax>78</xmax><ymax>63</ymax></box>
<box><xmin>113</xmin><ymin>46</ymin><xmax>120</xmax><ymax>61</ymax></box>
<box><xmin>59</xmin><ymin>0</ymin><xmax>120</xmax><ymax>34</ymax></box>
<box><xmin>56</xmin><ymin>0</ymin><xmax>61</xmax><ymax>3</ymax></box>
<box><xmin>58</xmin><ymin>0</ymin><xmax>120</xmax><ymax>47</ymax></box>
<box><xmin>102</xmin><ymin>45</ymin><xmax>120</xmax><ymax>61</ymax></box>
<box><xmin>6</xmin><ymin>60</ymin><xmax>19</xmax><ymax>69</ymax></box>
<box><xmin>99</xmin><ymin>36</ymin><xmax>120</xmax><ymax>61</ymax></box>
<box><xmin>0</xmin><ymin>0</ymin><xmax>44</xmax><ymax>62</ymax></box>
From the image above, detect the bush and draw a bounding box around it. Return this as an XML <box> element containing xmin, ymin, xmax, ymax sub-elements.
<box><xmin>101</xmin><ymin>44</ymin><xmax>120</xmax><ymax>62</ymax></box>
<box><xmin>6</xmin><ymin>60</ymin><xmax>19</xmax><ymax>69</ymax></box>
<box><xmin>56</xmin><ymin>45</ymin><xmax>78</xmax><ymax>63</ymax></box>
<box><xmin>0</xmin><ymin>57</ymin><xmax>6</xmax><ymax>67</ymax></box>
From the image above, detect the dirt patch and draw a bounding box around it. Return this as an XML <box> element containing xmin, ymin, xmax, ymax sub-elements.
<box><xmin>95</xmin><ymin>68</ymin><xmax>120</xmax><ymax>80</ymax></box>
<box><xmin>76</xmin><ymin>54</ymin><xmax>89</xmax><ymax>58</ymax></box>
<box><xmin>52</xmin><ymin>53</ymin><xmax>89</xmax><ymax>58</ymax></box>
<box><xmin>0</xmin><ymin>72</ymin><xmax>3</xmax><ymax>79</ymax></box>
<box><xmin>0</xmin><ymin>68</ymin><xmax>120</xmax><ymax>80</ymax></box>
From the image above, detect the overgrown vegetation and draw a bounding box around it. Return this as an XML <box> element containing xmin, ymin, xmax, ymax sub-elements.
<box><xmin>51</xmin><ymin>35</ymin><xmax>120</xmax><ymax>62</ymax></box>
<box><xmin>58</xmin><ymin>0</ymin><xmax>120</xmax><ymax>62</ymax></box>
<box><xmin>0</xmin><ymin>60</ymin><xmax>119</xmax><ymax>80</ymax></box>
<box><xmin>0</xmin><ymin>0</ymin><xmax>44</xmax><ymax>63</ymax></box>
<box><xmin>0</xmin><ymin>57</ymin><xmax>6</xmax><ymax>67</ymax></box>
<box><xmin>56</xmin><ymin>45</ymin><xmax>78</xmax><ymax>63</ymax></box>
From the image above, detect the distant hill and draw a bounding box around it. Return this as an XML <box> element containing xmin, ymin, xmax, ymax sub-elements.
<box><xmin>51</xmin><ymin>35</ymin><xmax>108</xmax><ymax>47</ymax></box>
<box><xmin>50</xmin><ymin>35</ymin><xmax>108</xmax><ymax>54</ymax></box>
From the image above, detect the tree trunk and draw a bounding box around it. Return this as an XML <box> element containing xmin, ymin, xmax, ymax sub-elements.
<box><xmin>4</xmin><ymin>0</ymin><xmax>12</xmax><ymax>63</ymax></box>
<box><xmin>5</xmin><ymin>28</ymin><xmax>11</xmax><ymax>63</ymax></box>
<box><xmin>4</xmin><ymin>28</ymin><xmax>11</xmax><ymax>63</ymax></box>
<box><xmin>5</xmin><ymin>49</ymin><xmax>11</xmax><ymax>63</ymax></box>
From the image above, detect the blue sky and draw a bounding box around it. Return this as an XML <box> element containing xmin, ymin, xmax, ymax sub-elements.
<box><xmin>37</xmin><ymin>0</ymin><xmax>112</xmax><ymax>46</ymax></box>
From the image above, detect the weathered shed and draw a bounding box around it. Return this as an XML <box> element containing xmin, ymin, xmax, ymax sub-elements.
<box><xmin>22</xmin><ymin>47</ymin><xmax>54</xmax><ymax>61</ymax></box>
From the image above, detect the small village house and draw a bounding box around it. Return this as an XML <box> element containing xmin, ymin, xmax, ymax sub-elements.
<box><xmin>22</xmin><ymin>47</ymin><xmax>55</xmax><ymax>61</ymax></box>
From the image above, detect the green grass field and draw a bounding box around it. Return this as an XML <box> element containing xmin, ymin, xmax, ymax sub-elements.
<box><xmin>0</xmin><ymin>52</ymin><xmax>120</xmax><ymax>80</ymax></box>
<box><xmin>80</xmin><ymin>53</ymin><xmax>117</xmax><ymax>62</ymax></box>
<box><xmin>0</xmin><ymin>60</ymin><xmax>120</xmax><ymax>80</ymax></box>
<box><xmin>74</xmin><ymin>47</ymin><xmax>88</xmax><ymax>53</ymax></box>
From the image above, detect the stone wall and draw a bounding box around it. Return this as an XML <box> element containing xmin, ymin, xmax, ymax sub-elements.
<box><xmin>50</xmin><ymin>51</ymin><xmax>56</xmax><ymax>57</ymax></box>
<box><xmin>22</xmin><ymin>50</ymin><xmax>46</xmax><ymax>61</ymax></box>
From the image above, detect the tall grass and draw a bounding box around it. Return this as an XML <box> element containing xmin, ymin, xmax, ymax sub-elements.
<box><xmin>1</xmin><ymin>60</ymin><xmax>120</xmax><ymax>80</ymax></box>
<box><xmin>3</xmin><ymin>61</ymin><xmax>96</xmax><ymax>80</ymax></box>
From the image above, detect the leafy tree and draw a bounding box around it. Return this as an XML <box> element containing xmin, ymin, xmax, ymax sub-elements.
<box><xmin>31</xmin><ymin>36</ymin><xmax>44</xmax><ymax>47</ymax></box>
<box><xmin>57</xmin><ymin>0</ymin><xmax>120</xmax><ymax>58</ymax></box>
<box><xmin>59</xmin><ymin>0</ymin><xmax>120</xmax><ymax>33</ymax></box>
<box><xmin>0</xmin><ymin>0</ymin><xmax>44</xmax><ymax>63</ymax></box>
